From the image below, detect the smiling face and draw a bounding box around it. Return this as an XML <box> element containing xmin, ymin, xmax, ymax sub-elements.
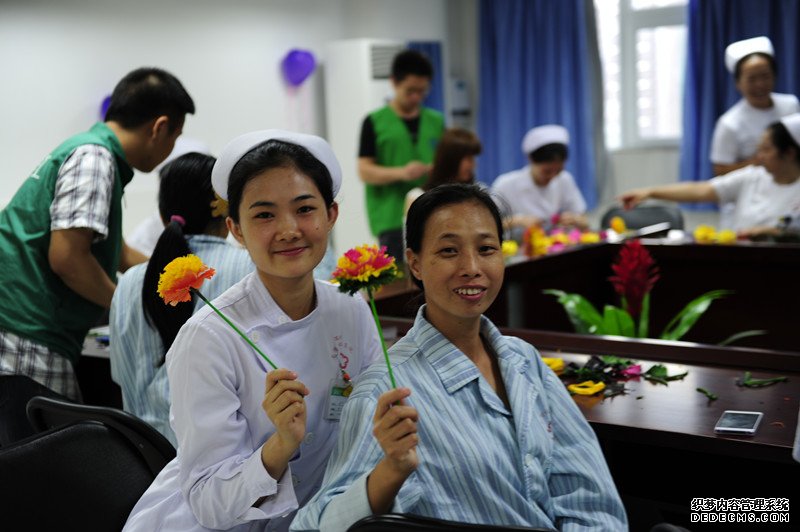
<box><xmin>406</xmin><ymin>199</ymin><xmax>504</xmax><ymax>331</ymax></box>
<box><xmin>227</xmin><ymin>165</ymin><xmax>337</xmax><ymax>289</ymax></box>
<box><xmin>531</xmin><ymin>160</ymin><xmax>565</xmax><ymax>187</ymax></box>
<box><xmin>736</xmin><ymin>55</ymin><xmax>775</xmax><ymax>109</ymax></box>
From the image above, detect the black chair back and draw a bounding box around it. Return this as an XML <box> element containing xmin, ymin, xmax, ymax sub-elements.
<box><xmin>26</xmin><ymin>395</ymin><xmax>175</xmax><ymax>476</ymax></box>
<box><xmin>601</xmin><ymin>202</ymin><xmax>685</xmax><ymax>232</ymax></box>
<box><xmin>0</xmin><ymin>421</ymin><xmax>154</xmax><ymax>531</ymax></box>
<box><xmin>0</xmin><ymin>374</ymin><xmax>70</xmax><ymax>447</ymax></box>
<box><xmin>348</xmin><ymin>513</ymin><xmax>554</xmax><ymax>531</ymax></box>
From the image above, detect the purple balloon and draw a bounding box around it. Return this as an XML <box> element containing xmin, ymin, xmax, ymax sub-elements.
<box><xmin>281</xmin><ymin>49</ymin><xmax>316</xmax><ymax>87</ymax></box>
<box><xmin>100</xmin><ymin>94</ymin><xmax>112</xmax><ymax>120</ymax></box>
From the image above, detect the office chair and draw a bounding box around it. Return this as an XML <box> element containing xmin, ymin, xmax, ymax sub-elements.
<box><xmin>0</xmin><ymin>374</ymin><xmax>71</xmax><ymax>447</ymax></box>
<box><xmin>27</xmin><ymin>395</ymin><xmax>175</xmax><ymax>476</ymax></box>
<box><xmin>0</xmin><ymin>421</ymin><xmax>155</xmax><ymax>531</ymax></box>
<box><xmin>348</xmin><ymin>514</ymin><xmax>554</xmax><ymax>531</ymax></box>
<box><xmin>601</xmin><ymin>202</ymin><xmax>685</xmax><ymax>233</ymax></box>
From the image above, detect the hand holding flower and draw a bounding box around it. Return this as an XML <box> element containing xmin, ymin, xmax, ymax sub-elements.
<box><xmin>262</xmin><ymin>369</ymin><xmax>309</xmax><ymax>450</ymax></box>
<box><xmin>372</xmin><ymin>388</ymin><xmax>419</xmax><ymax>474</ymax></box>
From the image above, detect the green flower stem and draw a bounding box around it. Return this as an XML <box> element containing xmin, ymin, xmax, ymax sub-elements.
<box><xmin>368</xmin><ymin>288</ymin><xmax>397</xmax><ymax>389</ymax></box>
<box><xmin>193</xmin><ymin>289</ymin><xmax>277</xmax><ymax>370</ymax></box>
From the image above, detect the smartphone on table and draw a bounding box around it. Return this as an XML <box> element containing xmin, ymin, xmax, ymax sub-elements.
<box><xmin>713</xmin><ymin>410</ymin><xmax>763</xmax><ymax>435</ymax></box>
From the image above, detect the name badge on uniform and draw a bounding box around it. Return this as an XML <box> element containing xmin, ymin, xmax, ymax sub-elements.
<box><xmin>324</xmin><ymin>376</ymin><xmax>353</xmax><ymax>421</ymax></box>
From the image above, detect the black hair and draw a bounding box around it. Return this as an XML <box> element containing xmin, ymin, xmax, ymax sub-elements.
<box><xmin>227</xmin><ymin>140</ymin><xmax>334</xmax><ymax>224</ymax></box>
<box><xmin>405</xmin><ymin>183</ymin><xmax>503</xmax><ymax>289</ymax></box>
<box><xmin>104</xmin><ymin>67</ymin><xmax>195</xmax><ymax>133</ymax></box>
<box><xmin>768</xmin><ymin>121</ymin><xmax>800</xmax><ymax>165</ymax></box>
<box><xmin>529</xmin><ymin>143</ymin><xmax>569</xmax><ymax>163</ymax></box>
<box><xmin>734</xmin><ymin>52</ymin><xmax>778</xmax><ymax>81</ymax></box>
<box><xmin>391</xmin><ymin>50</ymin><xmax>434</xmax><ymax>82</ymax></box>
<box><xmin>142</xmin><ymin>152</ymin><xmax>220</xmax><ymax>364</ymax></box>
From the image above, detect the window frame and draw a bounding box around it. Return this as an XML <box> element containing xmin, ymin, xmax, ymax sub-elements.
<box><xmin>618</xmin><ymin>2</ymin><xmax>687</xmax><ymax>149</ymax></box>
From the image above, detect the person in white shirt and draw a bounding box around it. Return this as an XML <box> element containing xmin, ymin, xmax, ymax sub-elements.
<box><xmin>622</xmin><ymin>113</ymin><xmax>800</xmax><ymax>238</ymax></box>
<box><xmin>122</xmin><ymin>130</ymin><xmax>381</xmax><ymax>532</ymax></box>
<box><xmin>491</xmin><ymin>124</ymin><xmax>587</xmax><ymax>233</ymax></box>
<box><xmin>710</xmin><ymin>36</ymin><xmax>800</xmax><ymax>177</ymax></box>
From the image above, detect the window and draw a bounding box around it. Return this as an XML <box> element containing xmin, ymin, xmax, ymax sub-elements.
<box><xmin>595</xmin><ymin>0</ymin><xmax>687</xmax><ymax>149</ymax></box>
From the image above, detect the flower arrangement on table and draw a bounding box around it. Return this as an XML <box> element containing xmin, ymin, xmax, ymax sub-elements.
<box><xmin>553</xmin><ymin>355</ymin><xmax>688</xmax><ymax>398</ymax></box>
<box><xmin>693</xmin><ymin>224</ymin><xmax>737</xmax><ymax>244</ymax></box>
<box><xmin>158</xmin><ymin>255</ymin><xmax>277</xmax><ymax>369</ymax></box>
<box><xmin>522</xmin><ymin>225</ymin><xmax>605</xmax><ymax>258</ymax></box>
<box><xmin>544</xmin><ymin>239</ymin><xmax>764</xmax><ymax>344</ymax></box>
<box><xmin>331</xmin><ymin>244</ymin><xmax>401</xmax><ymax>388</ymax></box>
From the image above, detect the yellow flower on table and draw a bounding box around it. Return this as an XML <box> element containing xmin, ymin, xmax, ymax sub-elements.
<box><xmin>694</xmin><ymin>224</ymin><xmax>717</xmax><ymax>244</ymax></box>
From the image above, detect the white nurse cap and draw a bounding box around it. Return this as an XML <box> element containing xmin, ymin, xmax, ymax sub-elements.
<box><xmin>780</xmin><ymin>113</ymin><xmax>800</xmax><ymax>147</ymax></box>
<box><xmin>521</xmin><ymin>125</ymin><xmax>569</xmax><ymax>156</ymax></box>
<box><xmin>211</xmin><ymin>129</ymin><xmax>342</xmax><ymax>200</ymax></box>
<box><xmin>725</xmin><ymin>36</ymin><xmax>774</xmax><ymax>74</ymax></box>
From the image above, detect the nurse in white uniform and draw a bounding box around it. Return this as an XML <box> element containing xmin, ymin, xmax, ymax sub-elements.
<box><xmin>491</xmin><ymin>124</ymin><xmax>587</xmax><ymax>233</ymax></box>
<box><xmin>122</xmin><ymin>130</ymin><xmax>382</xmax><ymax>531</ymax></box>
<box><xmin>710</xmin><ymin>36</ymin><xmax>800</xmax><ymax>177</ymax></box>
<box><xmin>621</xmin><ymin>113</ymin><xmax>800</xmax><ymax>238</ymax></box>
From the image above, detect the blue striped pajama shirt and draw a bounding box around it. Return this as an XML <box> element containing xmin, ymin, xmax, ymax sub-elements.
<box><xmin>291</xmin><ymin>306</ymin><xmax>628</xmax><ymax>532</ymax></box>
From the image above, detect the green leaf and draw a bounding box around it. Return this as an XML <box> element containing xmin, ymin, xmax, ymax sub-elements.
<box><xmin>643</xmin><ymin>364</ymin><xmax>688</xmax><ymax>384</ymax></box>
<box><xmin>660</xmin><ymin>289</ymin><xmax>733</xmax><ymax>341</ymax></box>
<box><xmin>600</xmin><ymin>355</ymin><xmax>636</xmax><ymax>366</ymax></box>
<box><xmin>602</xmin><ymin>305</ymin><xmax>635</xmax><ymax>337</ymax></box>
<box><xmin>543</xmin><ymin>290</ymin><xmax>604</xmax><ymax>335</ymax></box>
<box><xmin>696</xmin><ymin>387</ymin><xmax>718</xmax><ymax>401</ymax></box>
<box><xmin>718</xmin><ymin>329</ymin><xmax>768</xmax><ymax>347</ymax></box>
<box><xmin>736</xmin><ymin>371</ymin><xmax>788</xmax><ymax>388</ymax></box>
<box><xmin>637</xmin><ymin>293</ymin><xmax>650</xmax><ymax>338</ymax></box>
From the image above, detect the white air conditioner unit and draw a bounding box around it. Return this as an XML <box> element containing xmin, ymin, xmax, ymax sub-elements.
<box><xmin>324</xmin><ymin>38</ymin><xmax>405</xmax><ymax>255</ymax></box>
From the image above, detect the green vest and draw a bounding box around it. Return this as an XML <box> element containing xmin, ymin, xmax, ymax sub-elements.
<box><xmin>365</xmin><ymin>106</ymin><xmax>444</xmax><ymax>236</ymax></box>
<box><xmin>0</xmin><ymin>122</ymin><xmax>133</xmax><ymax>364</ymax></box>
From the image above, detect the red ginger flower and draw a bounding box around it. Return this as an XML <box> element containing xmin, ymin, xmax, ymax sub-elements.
<box><xmin>608</xmin><ymin>240</ymin><xmax>659</xmax><ymax>318</ymax></box>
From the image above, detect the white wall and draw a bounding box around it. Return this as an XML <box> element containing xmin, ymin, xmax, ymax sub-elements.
<box><xmin>1</xmin><ymin>0</ymin><xmax>712</xmax><ymax>246</ymax></box>
<box><xmin>0</xmin><ymin>0</ymin><xmax>450</xmax><ymax>242</ymax></box>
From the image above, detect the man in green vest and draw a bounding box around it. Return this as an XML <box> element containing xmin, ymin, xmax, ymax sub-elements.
<box><xmin>358</xmin><ymin>50</ymin><xmax>445</xmax><ymax>262</ymax></box>
<box><xmin>0</xmin><ymin>67</ymin><xmax>194</xmax><ymax>401</ymax></box>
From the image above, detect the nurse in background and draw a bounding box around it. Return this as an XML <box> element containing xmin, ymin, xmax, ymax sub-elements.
<box><xmin>122</xmin><ymin>130</ymin><xmax>381</xmax><ymax>532</ymax></box>
<box><xmin>491</xmin><ymin>124</ymin><xmax>587</xmax><ymax>234</ymax></box>
<box><xmin>622</xmin><ymin>114</ymin><xmax>800</xmax><ymax>239</ymax></box>
<box><xmin>710</xmin><ymin>36</ymin><xmax>799</xmax><ymax>177</ymax></box>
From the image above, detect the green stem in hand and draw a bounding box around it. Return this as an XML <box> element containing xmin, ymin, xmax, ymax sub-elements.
<box><xmin>193</xmin><ymin>289</ymin><xmax>277</xmax><ymax>370</ymax></box>
<box><xmin>368</xmin><ymin>288</ymin><xmax>397</xmax><ymax>389</ymax></box>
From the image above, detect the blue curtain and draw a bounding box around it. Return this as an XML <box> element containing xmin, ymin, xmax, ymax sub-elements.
<box><xmin>478</xmin><ymin>0</ymin><xmax>602</xmax><ymax>209</ymax></box>
<box><xmin>680</xmin><ymin>0</ymin><xmax>800</xmax><ymax>197</ymax></box>
<box><xmin>407</xmin><ymin>41</ymin><xmax>445</xmax><ymax>114</ymax></box>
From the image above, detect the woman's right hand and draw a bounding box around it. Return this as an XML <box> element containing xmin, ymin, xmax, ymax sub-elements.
<box><xmin>372</xmin><ymin>387</ymin><xmax>419</xmax><ymax>475</ymax></box>
<box><xmin>262</xmin><ymin>369</ymin><xmax>309</xmax><ymax>452</ymax></box>
<box><xmin>618</xmin><ymin>188</ymin><xmax>651</xmax><ymax>210</ymax></box>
